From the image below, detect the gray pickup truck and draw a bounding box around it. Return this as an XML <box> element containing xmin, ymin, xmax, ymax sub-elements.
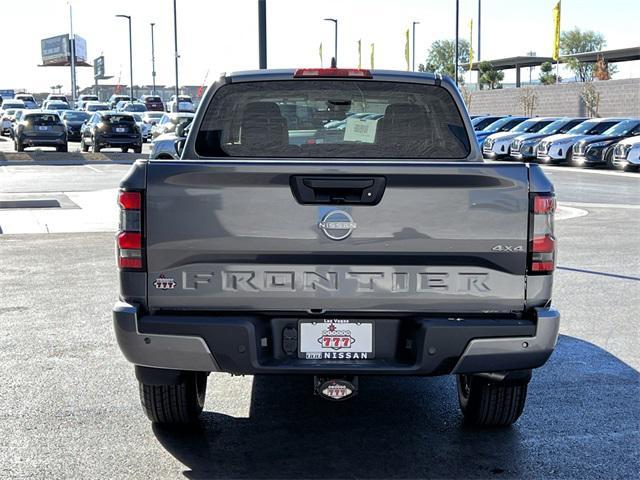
<box><xmin>113</xmin><ymin>68</ymin><xmax>559</xmax><ymax>427</ymax></box>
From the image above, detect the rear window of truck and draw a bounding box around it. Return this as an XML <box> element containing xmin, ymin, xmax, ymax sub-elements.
<box><xmin>195</xmin><ymin>80</ymin><xmax>470</xmax><ymax>159</ymax></box>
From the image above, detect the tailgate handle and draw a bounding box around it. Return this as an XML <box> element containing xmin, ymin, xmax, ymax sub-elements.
<box><xmin>291</xmin><ymin>176</ymin><xmax>386</xmax><ymax>205</ymax></box>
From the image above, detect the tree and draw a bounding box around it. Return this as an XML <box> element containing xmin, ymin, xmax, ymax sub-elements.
<box><xmin>560</xmin><ymin>28</ymin><xmax>617</xmax><ymax>82</ymax></box>
<box><xmin>419</xmin><ymin>39</ymin><xmax>470</xmax><ymax>83</ymax></box>
<box><xmin>519</xmin><ymin>87</ymin><xmax>538</xmax><ymax>116</ymax></box>
<box><xmin>539</xmin><ymin>62</ymin><xmax>559</xmax><ymax>85</ymax></box>
<box><xmin>594</xmin><ymin>54</ymin><xmax>611</xmax><ymax>81</ymax></box>
<box><xmin>477</xmin><ymin>62</ymin><xmax>504</xmax><ymax>90</ymax></box>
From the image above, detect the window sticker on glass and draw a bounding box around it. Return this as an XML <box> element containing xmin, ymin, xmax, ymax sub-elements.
<box><xmin>343</xmin><ymin>116</ymin><xmax>381</xmax><ymax>144</ymax></box>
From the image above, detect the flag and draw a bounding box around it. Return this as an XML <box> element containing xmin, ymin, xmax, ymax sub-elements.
<box><xmin>469</xmin><ymin>19</ymin><xmax>474</xmax><ymax>71</ymax></box>
<box><xmin>404</xmin><ymin>29</ymin><xmax>410</xmax><ymax>71</ymax></box>
<box><xmin>370</xmin><ymin>43</ymin><xmax>375</xmax><ymax>69</ymax></box>
<box><xmin>357</xmin><ymin>40</ymin><xmax>362</xmax><ymax>69</ymax></box>
<box><xmin>552</xmin><ymin>1</ymin><xmax>561</xmax><ymax>61</ymax></box>
<box><xmin>319</xmin><ymin>42</ymin><xmax>323</xmax><ymax>67</ymax></box>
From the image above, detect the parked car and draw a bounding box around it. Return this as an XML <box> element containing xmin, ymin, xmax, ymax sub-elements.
<box><xmin>76</xmin><ymin>94</ymin><xmax>99</xmax><ymax>110</ymax></box>
<box><xmin>151</xmin><ymin>112</ymin><xmax>195</xmax><ymax>139</ymax></box>
<box><xmin>612</xmin><ymin>135</ymin><xmax>640</xmax><ymax>171</ymax></box>
<box><xmin>14</xmin><ymin>93</ymin><xmax>38</xmax><ymax>109</ymax></box>
<box><xmin>0</xmin><ymin>100</ymin><xmax>26</xmax><ymax>134</ymax></box>
<box><xmin>132</xmin><ymin>114</ymin><xmax>152</xmax><ymax>142</ymax></box>
<box><xmin>119</xmin><ymin>101</ymin><xmax>148</xmax><ymax>113</ymax></box>
<box><xmin>80</xmin><ymin>111</ymin><xmax>142</xmax><ymax>153</ymax></box>
<box><xmin>60</xmin><ymin>110</ymin><xmax>91</xmax><ymax>141</ymax></box>
<box><xmin>149</xmin><ymin>121</ymin><xmax>191</xmax><ymax>159</ymax></box>
<box><xmin>471</xmin><ymin>115</ymin><xmax>505</xmax><ymax>131</ymax></box>
<box><xmin>570</xmin><ymin>119</ymin><xmax>640</xmax><ymax>167</ymax></box>
<box><xmin>45</xmin><ymin>94</ymin><xmax>69</xmax><ymax>104</ymax></box>
<box><xmin>483</xmin><ymin>117</ymin><xmax>558</xmax><ymax>160</ymax></box>
<box><xmin>114</xmin><ymin>68</ymin><xmax>559</xmax><ymax>428</ymax></box>
<box><xmin>1</xmin><ymin>105</ymin><xmax>25</xmax><ymax>135</ymax></box>
<box><xmin>43</xmin><ymin>101</ymin><xmax>71</xmax><ymax>114</ymax></box>
<box><xmin>536</xmin><ymin>118</ymin><xmax>626</xmax><ymax>164</ymax></box>
<box><xmin>9</xmin><ymin>109</ymin><xmax>26</xmax><ymax>138</ymax></box>
<box><xmin>140</xmin><ymin>95</ymin><xmax>164</xmax><ymax>111</ymax></box>
<box><xmin>108</xmin><ymin>94</ymin><xmax>131</xmax><ymax>109</ymax></box>
<box><xmin>141</xmin><ymin>111</ymin><xmax>164</xmax><ymax>126</ymax></box>
<box><xmin>510</xmin><ymin>118</ymin><xmax>588</xmax><ymax>161</ymax></box>
<box><xmin>166</xmin><ymin>94</ymin><xmax>195</xmax><ymax>112</ymax></box>
<box><xmin>475</xmin><ymin>116</ymin><xmax>528</xmax><ymax>146</ymax></box>
<box><xmin>13</xmin><ymin>110</ymin><xmax>67</xmax><ymax>152</ymax></box>
<box><xmin>84</xmin><ymin>101</ymin><xmax>111</xmax><ymax>112</ymax></box>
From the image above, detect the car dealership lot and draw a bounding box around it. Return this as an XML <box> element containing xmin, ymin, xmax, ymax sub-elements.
<box><xmin>0</xmin><ymin>162</ymin><xmax>638</xmax><ymax>478</ymax></box>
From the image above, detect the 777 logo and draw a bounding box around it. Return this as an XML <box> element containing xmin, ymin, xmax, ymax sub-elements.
<box><xmin>318</xmin><ymin>323</ymin><xmax>356</xmax><ymax>350</ymax></box>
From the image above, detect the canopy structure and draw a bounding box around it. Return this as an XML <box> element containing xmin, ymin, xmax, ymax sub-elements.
<box><xmin>460</xmin><ymin>47</ymin><xmax>640</xmax><ymax>87</ymax></box>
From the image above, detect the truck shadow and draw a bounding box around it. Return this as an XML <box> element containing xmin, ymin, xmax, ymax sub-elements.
<box><xmin>153</xmin><ymin>335</ymin><xmax>639</xmax><ymax>479</ymax></box>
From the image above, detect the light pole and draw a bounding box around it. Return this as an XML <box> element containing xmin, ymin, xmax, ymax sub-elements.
<box><xmin>173</xmin><ymin>0</ymin><xmax>180</xmax><ymax>99</ymax></box>
<box><xmin>477</xmin><ymin>0</ymin><xmax>482</xmax><ymax>88</ymax></box>
<box><xmin>258</xmin><ymin>0</ymin><xmax>267</xmax><ymax>69</ymax></box>
<box><xmin>116</xmin><ymin>14</ymin><xmax>134</xmax><ymax>101</ymax></box>
<box><xmin>412</xmin><ymin>21</ymin><xmax>420</xmax><ymax>71</ymax></box>
<box><xmin>68</xmin><ymin>2</ymin><xmax>77</xmax><ymax>104</ymax></box>
<box><xmin>455</xmin><ymin>0</ymin><xmax>459</xmax><ymax>86</ymax></box>
<box><xmin>324</xmin><ymin>18</ymin><xmax>338</xmax><ymax>66</ymax></box>
<box><xmin>150</xmin><ymin>23</ymin><xmax>157</xmax><ymax>95</ymax></box>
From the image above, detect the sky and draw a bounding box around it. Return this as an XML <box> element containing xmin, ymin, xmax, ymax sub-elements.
<box><xmin>1</xmin><ymin>0</ymin><xmax>639</xmax><ymax>92</ymax></box>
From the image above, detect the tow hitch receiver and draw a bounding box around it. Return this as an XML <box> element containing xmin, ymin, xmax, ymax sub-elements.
<box><xmin>314</xmin><ymin>376</ymin><xmax>358</xmax><ymax>401</ymax></box>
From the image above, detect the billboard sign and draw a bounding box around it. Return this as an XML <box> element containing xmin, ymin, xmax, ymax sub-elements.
<box><xmin>41</xmin><ymin>34</ymin><xmax>87</xmax><ymax>66</ymax></box>
<box><xmin>94</xmin><ymin>56</ymin><xmax>105</xmax><ymax>79</ymax></box>
<box><xmin>41</xmin><ymin>35</ymin><xmax>69</xmax><ymax>65</ymax></box>
<box><xmin>74</xmin><ymin>35</ymin><xmax>87</xmax><ymax>63</ymax></box>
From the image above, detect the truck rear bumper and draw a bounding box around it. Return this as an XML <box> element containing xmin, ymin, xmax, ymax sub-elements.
<box><xmin>113</xmin><ymin>303</ymin><xmax>560</xmax><ymax>376</ymax></box>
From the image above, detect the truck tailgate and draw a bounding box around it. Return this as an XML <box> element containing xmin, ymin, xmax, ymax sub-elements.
<box><xmin>145</xmin><ymin>161</ymin><xmax>530</xmax><ymax>314</ymax></box>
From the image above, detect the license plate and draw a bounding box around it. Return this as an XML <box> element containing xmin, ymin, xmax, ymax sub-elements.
<box><xmin>299</xmin><ymin>320</ymin><xmax>374</xmax><ymax>360</ymax></box>
<box><xmin>115</xmin><ymin>127</ymin><xmax>126</xmax><ymax>133</ymax></box>
<box><xmin>38</xmin><ymin>126</ymin><xmax>49</xmax><ymax>131</ymax></box>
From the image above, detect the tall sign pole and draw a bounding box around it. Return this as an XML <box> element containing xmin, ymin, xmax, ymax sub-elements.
<box><xmin>173</xmin><ymin>0</ymin><xmax>180</xmax><ymax>98</ymax></box>
<box><xmin>68</xmin><ymin>2</ymin><xmax>77</xmax><ymax>104</ymax></box>
<box><xmin>477</xmin><ymin>0</ymin><xmax>481</xmax><ymax>88</ymax></box>
<box><xmin>412</xmin><ymin>21</ymin><xmax>420</xmax><ymax>71</ymax></box>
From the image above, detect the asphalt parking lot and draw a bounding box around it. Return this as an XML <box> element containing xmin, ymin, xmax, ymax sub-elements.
<box><xmin>0</xmin><ymin>161</ymin><xmax>638</xmax><ymax>478</ymax></box>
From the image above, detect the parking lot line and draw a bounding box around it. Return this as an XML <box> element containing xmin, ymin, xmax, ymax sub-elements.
<box><xmin>541</xmin><ymin>165</ymin><xmax>639</xmax><ymax>178</ymax></box>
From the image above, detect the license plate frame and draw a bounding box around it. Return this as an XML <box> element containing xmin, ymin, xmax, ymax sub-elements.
<box><xmin>298</xmin><ymin>319</ymin><xmax>375</xmax><ymax>360</ymax></box>
<box><xmin>115</xmin><ymin>127</ymin><xmax>126</xmax><ymax>133</ymax></box>
<box><xmin>38</xmin><ymin>126</ymin><xmax>49</xmax><ymax>131</ymax></box>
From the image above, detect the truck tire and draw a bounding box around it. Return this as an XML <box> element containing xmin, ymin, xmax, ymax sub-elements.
<box><xmin>456</xmin><ymin>374</ymin><xmax>528</xmax><ymax>427</ymax></box>
<box><xmin>139</xmin><ymin>372</ymin><xmax>207</xmax><ymax>424</ymax></box>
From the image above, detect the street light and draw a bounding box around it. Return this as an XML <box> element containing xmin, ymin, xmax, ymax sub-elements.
<box><xmin>324</xmin><ymin>18</ymin><xmax>338</xmax><ymax>66</ymax></box>
<box><xmin>412</xmin><ymin>21</ymin><xmax>420</xmax><ymax>71</ymax></box>
<box><xmin>150</xmin><ymin>23</ymin><xmax>157</xmax><ymax>95</ymax></box>
<box><xmin>116</xmin><ymin>14</ymin><xmax>134</xmax><ymax>101</ymax></box>
<box><xmin>68</xmin><ymin>2</ymin><xmax>77</xmax><ymax>105</ymax></box>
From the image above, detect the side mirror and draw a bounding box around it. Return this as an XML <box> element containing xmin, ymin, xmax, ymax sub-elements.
<box><xmin>175</xmin><ymin>138</ymin><xmax>186</xmax><ymax>158</ymax></box>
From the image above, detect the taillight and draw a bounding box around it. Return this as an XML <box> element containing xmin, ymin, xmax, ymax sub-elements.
<box><xmin>116</xmin><ymin>190</ymin><xmax>143</xmax><ymax>270</ymax></box>
<box><xmin>529</xmin><ymin>193</ymin><xmax>556</xmax><ymax>274</ymax></box>
<box><xmin>293</xmin><ymin>68</ymin><xmax>372</xmax><ymax>78</ymax></box>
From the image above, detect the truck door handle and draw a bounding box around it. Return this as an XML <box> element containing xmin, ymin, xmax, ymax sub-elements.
<box><xmin>290</xmin><ymin>176</ymin><xmax>386</xmax><ymax>205</ymax></box>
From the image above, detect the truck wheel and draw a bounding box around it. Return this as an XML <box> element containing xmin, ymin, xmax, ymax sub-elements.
<box><xmin>139</xmin><ymin>371</ymin><xmax>207</xmax><ymax>424</ymax></box>
<box><xmin>456</xmin><ymin>374</ymin><xmax>528</xmax><ymax>427</ymax></box>
<box><xmin>92</xmin><ymin>138</ymin><xmax>101</xmax><ymax>153</ymax></box>
<box><xmin>133</xmin><ymin>146</ymin><xmax>142</xmax><ymax>154</ymax></box>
